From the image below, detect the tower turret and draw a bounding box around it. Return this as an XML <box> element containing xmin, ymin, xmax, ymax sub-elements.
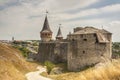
<box><xmin>40</xmin><ymin>15</ymin><xmax>52</xmax><ymax>42</ymax></box>
<box><xmin>56</xmin><ymin>24</ymin><xmax>63</xmax><ymax>40</ymax></box>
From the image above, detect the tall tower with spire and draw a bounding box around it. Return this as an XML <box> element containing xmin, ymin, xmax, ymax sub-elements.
<box><xmin>40</xmin><ymin>14</ymin><xmax>52</xmax><ymax>42</ymax></box>
<box><xmin>56</xmin><ymin>24</ymin><xmax>63</xmax><ymax>40</ymax></box>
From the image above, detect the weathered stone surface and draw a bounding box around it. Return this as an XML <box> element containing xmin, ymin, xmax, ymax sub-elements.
<box><xmin>50</xmin><ymin>67</ymin><xmax>63</xmax><ymax>75</ymax></box>
<box><xmin>36</xmin><ymin>41</ymin><xmax>69</xmax><ymax>63</ymax></box>
<box><xmin>67</xmin><ymin>27</ymin><xmax>112</xmax><ymax>71</ymax></box>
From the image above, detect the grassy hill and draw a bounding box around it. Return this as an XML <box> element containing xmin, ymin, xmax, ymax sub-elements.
<box><xmin>50</xmin><ymin>59</ymin><xmax>120</xmax><ymax>80</ymax></box>
<box><xmin>1</xmin><ymin>42</ymin><xmax>120</xmax><ymax>80</ymax></box>
<box><xmin>0</xmin><ymin>43</ymin><xmax>38</xmax><ymax>80</ymax></box>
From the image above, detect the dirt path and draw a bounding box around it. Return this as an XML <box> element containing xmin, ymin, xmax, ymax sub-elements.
<box><xmin>25</xmin><ymin>66</ymin><xmax>52</xmax><ymax>80</ymax></box>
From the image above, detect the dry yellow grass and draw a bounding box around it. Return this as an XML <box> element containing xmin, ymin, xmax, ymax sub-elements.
<box><xmin>0</xmin><ymin>43</ymin><xmax>38</xmax><ymax>80</ymax></box>
<box><xmin>50</xmin><ymin>59</ymin><xmax>120</xmax><ymax>80</ymax></box>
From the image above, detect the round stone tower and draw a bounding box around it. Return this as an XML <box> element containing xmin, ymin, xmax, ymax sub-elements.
<box><xmin>40</xmin><ymin>15</ymin><xmax>52</xmax><ymax>42</ymax></box>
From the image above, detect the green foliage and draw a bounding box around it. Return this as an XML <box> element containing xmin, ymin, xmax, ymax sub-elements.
<box><xmin>44</xmin><ymin>61</ymin><xmax>55</xmax><ymax>74</ymax></box>
<box><xmin>112</xmin><ymin>42</ymin><xmax>120</xmax><ymax>55</ymax></box>
<box><xmin>112</xmin><ymin>42</ymin><xmax>120</xmax><ymax>49</ymax></box>
<box><xmin>19</xmin><ymin>47</ymin><xmax>30</xmax><ymax>57</ymax></box>
<box><xmin>32</xmin><ymin>42</ymin><xmax>38</xmax><ymax>46</ymax></box>
<box><xmin>13</xmin><ymin>45</ymin><xmax>30</xmax><ymax>57</ymax></box>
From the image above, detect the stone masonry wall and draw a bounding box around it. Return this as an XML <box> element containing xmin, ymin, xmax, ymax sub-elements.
<box><xmin>37</xmin><ymin>41</ymin><xmax>69</xmax><ymax>63</ymax></box>
<box><xmin>68</xmin><ymin>33</ymin><xmax>111</xmax><ymax>71</ymax></box>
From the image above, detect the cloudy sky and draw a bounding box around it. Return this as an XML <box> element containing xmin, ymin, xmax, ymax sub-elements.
<box><xmin>0</xmin><ymin>0</ymin><xmax>120</xmax><ymax>42</ymax></box>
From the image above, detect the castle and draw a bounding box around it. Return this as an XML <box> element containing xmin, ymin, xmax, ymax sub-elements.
<box><xmin>36</xmin><ymin>15</ymin><xmax>112</xmax><ymax>71</ymax></box>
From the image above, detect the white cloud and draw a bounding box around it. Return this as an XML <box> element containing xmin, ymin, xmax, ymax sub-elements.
<box><xmin>0</xmin><ymin>0</ymin><xmax>11</xmax><ymax>5</ymax></box>
<box><xmin>25</xmin><ymin>0</ymin><xmax>99</xmax><ymax>12</ymax></box>
<box><xmin>102</xmin><ymin>4</ymin><xmax>120</xmax><ymax>12</ymax></box>
<box><xmin>51</xmin><ymin>4</ymin><xmax>120</xmax><ymax>22</ymax></box>
<box><xmin>109</xmin><ymin>21</ymin><xmax>120</xmax><ymax>25</ymax></box>
<box><xmin>0</xmin><ymin>0</ymin><xmax>120</xmax><ymax>41</ymax></box>
<box><xmin>104</xmin><ymin>21</ymin><xmax>120</xmax><ymax>42</ymax></box>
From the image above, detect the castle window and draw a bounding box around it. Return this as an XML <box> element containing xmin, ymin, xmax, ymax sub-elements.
<box><xmin>83</xmin><ymin>51</ymin><xmax>85</xmax><ymax>54</ymax></box>
<box><xmin>72</xmin><ymin>39</ymin><xmax>75</xmax><ymax>41</ymax></box>
<box><xmin>45</xmin><ymin>33</ymin><xmax>47</xmax><ymax>36</ymax></box>
<box><xmin>83</xmin><ymin>39</ymin><xmax>87</xmax><ymax>41</ymax></box>
<box><xmin>94</xmin><ymin>33</ymin><xmax>96</xmax><ymax>37</ymax></box>
<box><xmin>81</xmin><ymin>34</ymin><xmax>83</xmax><ymax>38</ymax></box>
<box><xmin>95</xmin><ymin>38</ymin><xmax>98</xmax><ymax>43</ymax></box>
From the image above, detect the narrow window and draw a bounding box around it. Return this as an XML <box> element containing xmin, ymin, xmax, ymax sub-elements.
<box><xmin>72</xmin><ymin>39</ymin><xmax>75</xmax><ymax>41</ymax></box>
<box><xmin>83</xmin><ymin>39</ymin><xmax>87</xmax><ymax>41</ymax></box>
<box><xmin>83</xmin><ymin>51</ymin><xmax>85</xmax><ymax>54</ymax></box>
<box><xmin>45</xmin><ymin>33</ymin><xmax>47</xmax><ymax>36</ymax></box>
<box><xmin>94</xmin><ymin>34</ymin><xmax>96</xmax><ymax>37</ymax></box>
<box><xmin>95</xmin><ymin>38</ymin><xmax>98</xmax><ymax>43</ymax></box>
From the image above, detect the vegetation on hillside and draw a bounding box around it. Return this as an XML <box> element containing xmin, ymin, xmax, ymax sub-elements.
<box><xmin>44</xmin><ymin>61</ymin><xmax>55</xmax><ymax>74</ymax></box>
<box><xmin>0</xmin><ymin>43</ymin><xmax>38</xmax><ymax>80</ymax></box>
<box><xmin>49</xmin><ymin>59</ymin><xmax>120</xmax><ymax>80</ymax></box>
<box><xmin>1</xmin><ymin>41</ymin><xmax>120</xmax><ymax>80</ymax></box>
<box><xmin>46</xmin><ymin>42</ymin><xmax>120</xmax><ymax>80</ymax></box>
<box><xmin>12</xmin><ymin>40</ymin><xmax>39</xmax><ymax>58</ymax></box>
<box><xmin>13</xmin><ymin>45</ymin><xmax>30</xmax><ymax>57</ymax></box>
<box><xmin>112</xmin><ymin>42</ymin><xmax>120</xmax><ymax>58</ymax></box>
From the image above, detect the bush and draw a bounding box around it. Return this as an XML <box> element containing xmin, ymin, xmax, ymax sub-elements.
<box><xmin>12</xmin><ymin>45</ymin><xmax>30</xmax><ymax>57</ymax></box>
<box><xmin>19</xmin><ymin>47</ymin><xmax>30</xmax><ymax>57</ymax></box>
<box><xmin>44</xmin><ymin>61</ymin><xmax>55</xmax><ymax>74</ymax></box>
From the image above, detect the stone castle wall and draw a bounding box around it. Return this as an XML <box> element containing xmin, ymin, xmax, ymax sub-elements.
<box><xmin>36</xmin><ymin>41</ymin><xmax>69</xmax><ymax>63</ymax></box>
<box><xmin>37</xmin><ymin>13</ymin><xmax>112</xmax><ymax>72</ymax></box>
<box><xmin>36</xmin><ymin>32</ymin><xmax>112</xmax><ymax>71</ymax></box>
<box><xmin>67</xmin><ymin>33</ymin><xmax>111</xmax><ymax>71</ymax></box>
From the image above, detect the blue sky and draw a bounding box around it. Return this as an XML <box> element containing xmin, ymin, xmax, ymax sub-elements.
<box><xmin>0</xmin><ymin>0</ymin><xmax>120</xmax><ymax>42</ymax></box>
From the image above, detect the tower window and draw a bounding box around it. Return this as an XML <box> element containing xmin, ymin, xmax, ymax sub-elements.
<box><xmin>83</xmin><ymin>51</ymin><xmax>85</xmax><ymax>54</ymax></box>
<box><xmin>95</xmin><ymin>38</ymin><xmax>98</xmax><ymax>43</ymax></box>
<box><xmin>83</xmin><ymin>39</ymin><xmax>87</xmax><ymax>41</ymax></box>
<box><xmin>45</xmin><ymin>33</ymin><xmax>47</xmax><ymax>36</ymax></box>
<box><xmin>72</xmin><ymin>39</ymin><xmax>75</xmax><ymax>41</ymax></box>
<box><xmin>94</xmin><ymin>34</ymin><xmax>96</xmax><ymax>37</ymax></box>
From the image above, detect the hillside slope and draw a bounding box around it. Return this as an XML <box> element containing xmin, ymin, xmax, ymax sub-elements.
<box><xmin>50</xmin><ymin>59</ymin><xmax>120</xmax><ymax>80</ymax></box>
<box><xmin>0</xmin><ymin>43</ymin><xmax>38</xmax><ymax>80</ymax></box>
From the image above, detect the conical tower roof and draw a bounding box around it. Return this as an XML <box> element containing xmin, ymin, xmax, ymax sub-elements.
<box><xmin>56</xmin><ymin>27</ymin><xmax>63</xmax><ymax>38</ymax></box>
<box><xmin>41</xmin><ymin>15</ymin><xmax>52</xmax><ymax>33</ymax></box>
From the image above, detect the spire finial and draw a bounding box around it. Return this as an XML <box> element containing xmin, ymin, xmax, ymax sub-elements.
<box><xmin>59</xmin><ymin>24</ymin><xmax>61</xmax><ymax>26</ymax></box>
<box><xmin>46</xmin><ymin>10</ymin><xmax>48</xmax><ymax>15</ymax></box>
<box><xmin>59</xmin><ymin>24</ymin><xmax>62</xmax><ymax>28</ymax></box>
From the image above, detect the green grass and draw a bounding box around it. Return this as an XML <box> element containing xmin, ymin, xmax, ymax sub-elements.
<box><xmin>49</xmin><ymin>59</ymin><xmax>120</xmax><ymax>80</ymax></box>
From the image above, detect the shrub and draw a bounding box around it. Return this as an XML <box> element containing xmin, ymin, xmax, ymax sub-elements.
<box><xmin>12</xmin><ymin>45</ymin><xmax>30</xmax><ymax>57</ymax></box>
<box><xmin>44</xmin><ymin>61</ymin><xmax>55</xmax><ymax>74</ymax></box>
<box><xmin>19</xmin><ymin>47</ymin><xmax>30</xmax><ymax>57</ymax></box>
